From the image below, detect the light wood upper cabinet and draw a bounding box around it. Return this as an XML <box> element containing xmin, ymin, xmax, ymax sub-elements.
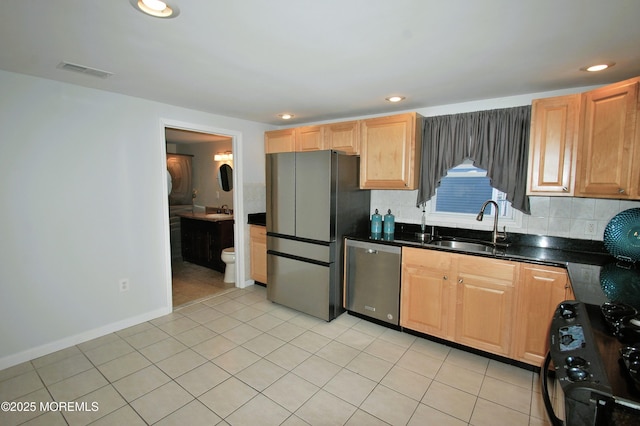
<box><xmin>527</xmin><ymin>76</ymin><xmax>640</xmax><ymax>200</ymax></box>
<box><xmin>512</xmin><ymin>264</ymin><xmax>571</xmax><ymax>365</ymax></box>
<box><xmin>528</xmin><ymin>94</ymin><xmax>580</xmax><ymax>195</ymax></box>
<box><xmin>296</xmin><ymin>125</ymin><xmax>325</xmax><ymax>152</ymax></box>
<box><xmin>249</xmin><ymin>225</ymin><xmax>267</xmax><ymax>284</ymax></box>
<box><xmin>265</xmin><ymin>128</ymin><xmax>296</xmax><ymax>153</ymax></box>
<box><xmin>359</xmin><ymin>112</ymin><xmax>423</xmax><ymax>190</ymax></box>
<box><xmin>324</xmin><ymin>120</ymin><xmax>359</xmax><ymax>154</ymax></box>
<box><xmin>265</xmin><ymin>126</ymin><xmax>324</xmax><ymax>153</ymax></box>
<box><xmin>454</xmin><ymin>255</ymin><xmax>517</xmax><ymax>356</ymax></box>
<box><xmin>576</xmin><ymin>78</ymin><xmax>639</xmax><ymax>198</ymax></box>
<box><xmin>400</xmin><ymin>248</ymin><xmax>453</xmax><ymax>339</ymax></box>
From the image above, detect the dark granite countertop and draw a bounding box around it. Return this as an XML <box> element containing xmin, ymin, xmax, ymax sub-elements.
<box><xmin>346</xmin><ymin>223</ymin><xmax>615</xmax><ymax>268</ymax></box>
<box><xmin>346</xmin><ymin>223</ymin><xmax>632</xmax><ymax>305</ymax></box>
<box><xmin>248</xmin><ymin>212</ymin><xmax>266</xmax><ymax>226</ymax></box>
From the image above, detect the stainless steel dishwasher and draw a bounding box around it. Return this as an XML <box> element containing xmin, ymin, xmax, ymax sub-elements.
<box><xmin>345</xmin><ymin>239</ymin><xmax>401</xmax><ymax>325</ymax></box>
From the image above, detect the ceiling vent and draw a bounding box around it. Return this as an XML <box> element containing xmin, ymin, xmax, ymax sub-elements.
<box><xmin>57</xmin><ymin>62</ymin><xmax>113</xmax><ymax>79</ymax></box>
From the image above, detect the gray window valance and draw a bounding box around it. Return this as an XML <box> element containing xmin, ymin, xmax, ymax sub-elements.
<box><xmin>416</xmin><ymin>105</ymin><xmax>531</xmax><ymax>214</ymax></box>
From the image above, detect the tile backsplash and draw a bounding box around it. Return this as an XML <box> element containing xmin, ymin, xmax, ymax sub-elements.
<box><xmin>526</xmin><ymin>197</ymin><xmax>640</xmax><ymax>240</ymax></box>
<box><xmin>253</xmin><ymin>184</ymin><xmax>638</xmax><ymax>242</ymax></box>
<box><xmin>371</xmin><ymin>190</ymin><xmax>640</xmax><ymax>241</ymax></box>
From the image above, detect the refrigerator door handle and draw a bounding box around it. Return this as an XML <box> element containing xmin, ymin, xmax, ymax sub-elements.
<box><xmin>267</xmin><ymin>250</ymin><xmax>331</xmax><ymax>267</ymax></box>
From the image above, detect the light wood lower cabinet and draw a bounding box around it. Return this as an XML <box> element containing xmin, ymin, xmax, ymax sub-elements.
<box><xmin>401</xmin><ymin>249</ymin><xmax>453</xmax><ymax>339</ymax></box>
<box><xmin>512</xmin><ymin>264</ymin><xmax>572</xmax><ymax>365</ymax></box>
<box><xmin>249</xmin><ymin>225</ymin><xmax>267</xmax><ymax>284</ymax></box>
<box><xmin>454</xmin><ymin>255</ymin><xmax>517</xmax><ymax>356</ymax></box>
<box><xmin>400</xmin><ymin>247</ymin><xmax>572</xmax><ymax>365</ymax></box>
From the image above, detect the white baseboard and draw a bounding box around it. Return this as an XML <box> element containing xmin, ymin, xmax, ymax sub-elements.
<box><xmin>0</xmin><ymin>306</ymin><xmax>172</xmax><ymax>371</ymax></box>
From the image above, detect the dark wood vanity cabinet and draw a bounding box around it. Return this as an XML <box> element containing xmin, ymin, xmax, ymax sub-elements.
<box><xmin>181</xmin><ymin>217</ymin><xmax>234</xmax><ymax>272</ymax></box>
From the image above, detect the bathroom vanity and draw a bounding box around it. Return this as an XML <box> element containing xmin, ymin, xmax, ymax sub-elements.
<box><xmin>179</xmin><ymin>213</ymin><xmax>234</xmax><ymax>272</ymax></box>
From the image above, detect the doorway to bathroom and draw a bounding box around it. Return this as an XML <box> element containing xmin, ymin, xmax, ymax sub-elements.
<box><xmin>165</xmin><ymin>127</ymin><xmax>236</xmax><ymax>307</ymax></box>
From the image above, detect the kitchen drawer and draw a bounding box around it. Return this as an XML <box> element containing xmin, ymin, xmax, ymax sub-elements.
<box><xmin>402</xmin><ymin>247</ymin><xmax>452</xmax><ymax>270</ymax></box>
<box><xmin>457</xmin><ymin>255</ymin><xmax>516</xmax><ymax>284</ymax></box>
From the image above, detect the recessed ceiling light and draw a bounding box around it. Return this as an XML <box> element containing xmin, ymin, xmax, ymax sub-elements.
<box><xmin>580</xmin><ymin>62</ymin><xmax>615</xmax><ymax>72</ymax></box>
<box><xmin>130</xmin><ymin>0</ymin><xmax>180</xmax><ymax>18</ymax></box>
<box><xmin>278</xmin><ymin>113</ymin><xmax>294</xmax><ymax>120</ymax></box>
<box><xmin>385</xmin><ymin>96</ymin><xmax>406</xmax><ymax>103</ymax></box>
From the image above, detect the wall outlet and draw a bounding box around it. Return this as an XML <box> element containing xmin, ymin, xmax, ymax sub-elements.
<box><xmin>585</xmin><ymin>221</ymin><xmax>597</xmax><ymax>236</ymax></box>
<box><xmin>119</xmin><ymin>278</ymin><xmax>130</xmax><ymax>292</ymax></box>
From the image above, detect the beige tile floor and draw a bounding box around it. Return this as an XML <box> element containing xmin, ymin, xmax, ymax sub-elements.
<box><xmin>171</xmin><ymin>261</ymin><xmax>235</xmax><ymax>307</ymax></box>
<box><xmin>0</xmin><ymin>285</ymin><xmax>551</xmax><ymax>425</ymax></box>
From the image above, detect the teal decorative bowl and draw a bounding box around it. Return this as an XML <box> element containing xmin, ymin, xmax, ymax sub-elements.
<box><xmin>603</xmin><ymin>208</ymin><xmax>640</xmax><ymax>262</ymax></box>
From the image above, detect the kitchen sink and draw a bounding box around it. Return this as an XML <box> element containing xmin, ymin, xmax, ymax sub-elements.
<box><xmin>429</xmin><ymin>239</ymin><xmax>496</xmax><ymax>253</ymax></box>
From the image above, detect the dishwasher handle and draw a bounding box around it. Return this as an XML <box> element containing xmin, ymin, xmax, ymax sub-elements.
<box><xmin>345</xmin><ymin>239</ymin><xmax>401</xmax><ymax>255</ymax></box>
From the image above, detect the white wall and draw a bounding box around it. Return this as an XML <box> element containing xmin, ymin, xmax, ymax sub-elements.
<box><xmin>0</xmin><ymin>70</ymin><xmax>271</xmax><ymax>369</ymax></box>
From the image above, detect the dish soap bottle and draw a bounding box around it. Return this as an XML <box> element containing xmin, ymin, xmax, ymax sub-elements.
<box><xmin>371</xmin><ymin>209</ymin><xmax>382</xmax><ymax>238</ymax></box>
<box><xmin>383</xmin><ymin>209</ymin><xmax>395</xmax><ymax>239</ymax></box>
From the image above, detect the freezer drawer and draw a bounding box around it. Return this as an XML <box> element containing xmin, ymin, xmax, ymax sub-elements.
<box><xmin>267</xmin><ymin>252</ymin><xmax>334</xmax><ymax>321</ymax></box>
<box><xmin>345</xmin><ymin>239</ymin><xmax>401</xmax><ymax>325</ymax></box>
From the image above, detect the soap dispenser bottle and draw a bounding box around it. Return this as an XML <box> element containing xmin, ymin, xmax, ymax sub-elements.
<box><xmin>371</xmin><ymin>209</ymin><xmax>382</xmax><ymax>238</ymax></box>
<box><xmin>383</xmin><ymin>209</ymin><xmax>395</xmax><ymax>239</ymax></box>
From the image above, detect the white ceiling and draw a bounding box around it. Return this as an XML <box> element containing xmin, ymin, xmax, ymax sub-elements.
<box><xmin>2</xmin><ymin>0</ymin><xmax>639</xmax><ymax>126</ymax></box>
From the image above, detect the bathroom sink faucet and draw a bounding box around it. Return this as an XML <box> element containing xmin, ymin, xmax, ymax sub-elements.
<box><xmin>220</xmin><ymin>204</ymin><xmax>230</xmax><ymax>214</ymax></box>
<box><xmin>476</xmin><ymin>200</ymin><xmax>507</xmax><ymax>245</ymax></box>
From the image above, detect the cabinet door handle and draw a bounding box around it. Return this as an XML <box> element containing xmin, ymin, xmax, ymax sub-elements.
<box><xmin>562</xmin><ymin>186</ymin><xmax>568</xmax><ymax>191</ymax></box>
<box><xmin>458</xmin><ymin>278</ymin><xmax>463</xmax><ymax>284</ymax></box>
<box><xmin>443</xmin><ymin>275</ymin><xmax>448</xmax><ymax>280</ymax></box>
<box><xmin>619</xmin><ymin>188</ymin><xmax>625</xmax><ymax>194</ymax></box>
<box><xmin>366</xmin><ymin>249</ymin><xmax>378</xmax><ymax>254</ymax></box>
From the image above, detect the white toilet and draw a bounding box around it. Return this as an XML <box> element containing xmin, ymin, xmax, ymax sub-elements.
<box><xmin>221</xmin><ymin>247</ymin><xmax>236</xmax><ymax>283</ymax></box>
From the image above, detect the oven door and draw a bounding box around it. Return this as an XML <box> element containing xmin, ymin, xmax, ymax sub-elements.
<box><xmin>542</xmin><ymin>351</ymin><xmax>623</xmax><ymax>426</ymax></box>
<box><xmin>542</xmin><ymin>352</ymin><xmax>565</xmax><ymax>426</ymax></box>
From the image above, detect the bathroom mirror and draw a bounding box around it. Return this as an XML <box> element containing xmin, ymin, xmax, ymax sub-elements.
<box><xmin>218</xmin><ymin>164</ymin><xmax>233</xmax><ymax>192</ymax></box>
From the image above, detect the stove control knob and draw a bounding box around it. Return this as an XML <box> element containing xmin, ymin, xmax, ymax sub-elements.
<box><xmin>567</xmin><ymin>367</ymin><xmax>590</xmax><ymax>382</ymax></box>
<box><xmin>558</xmin><ymin>303</ymin><xmax>577</xmax><ymax>320</ymax></box>
<box><xmin>565</xmin><ymin>356</ymin><xmax>588</xmax><ymax>369</ymax></box>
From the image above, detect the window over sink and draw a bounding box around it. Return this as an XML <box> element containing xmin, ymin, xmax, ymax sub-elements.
<box><xmin>427</xmin><ymin>159</ymin><xmax>521</xmax><ymax>229</ymax></box>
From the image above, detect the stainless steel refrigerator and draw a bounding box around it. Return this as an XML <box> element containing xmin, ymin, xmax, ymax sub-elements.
<box><xmin>266</xmin><ymin>150</ymin><xmax>371</xmax><ymax>321</ymax></box>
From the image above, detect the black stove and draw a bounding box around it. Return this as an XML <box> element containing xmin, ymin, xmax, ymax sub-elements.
<box><xmin>543</xmin><ymin>260</ymin><xmax>640</xmax><ymax>425</ymax></box>
<box><xmin>592</xmin><ymin>302</ymin><xmax>640</xmax><ymax>405</ymax></box>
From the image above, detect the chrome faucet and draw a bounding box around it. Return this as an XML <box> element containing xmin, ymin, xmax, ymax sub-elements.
<box><xmin>476</xmin><ymin>200</ymin><xmax>507</xmax><ymax>245</ymax></box>
<box><xmin>220</xmin><ymin>204</ymin><xmax>230</xmax><ymax>214</ymax></box>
